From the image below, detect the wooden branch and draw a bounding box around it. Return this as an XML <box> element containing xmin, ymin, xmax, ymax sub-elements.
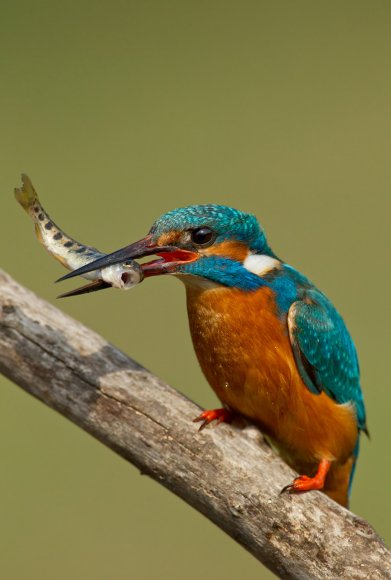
<box><xmin>0</xmin><ymin>270</ymin><xmax>389</xmax><ymax>579</ymax></box>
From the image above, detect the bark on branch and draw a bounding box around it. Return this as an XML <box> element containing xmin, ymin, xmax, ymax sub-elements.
<box><xmin>0</xmin><ymin>269</ymin><xmax>389</xmax><ymax>579</ymax></box>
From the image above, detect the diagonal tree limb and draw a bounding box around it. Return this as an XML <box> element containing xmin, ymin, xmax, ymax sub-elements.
<box><xmin>0</xmin><ymin>269</ymin><xmax>389</xmax><ymax>579</ymax></box>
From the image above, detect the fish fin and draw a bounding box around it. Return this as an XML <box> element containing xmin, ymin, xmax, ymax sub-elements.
<box><xmin>14</xmin><ymin>174</ymin><xmax>39</xmax><ymax>211</ymax></box>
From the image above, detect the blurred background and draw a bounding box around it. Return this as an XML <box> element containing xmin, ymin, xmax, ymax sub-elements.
<box><xmin>1</xmin><ymin>1</ymin><xmax>390</xmax><ymax>578</ymax></box>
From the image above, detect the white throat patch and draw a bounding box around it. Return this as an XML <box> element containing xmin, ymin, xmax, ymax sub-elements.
<box><xmin>243</xmin><ymin>253</ymin><xmax>280</xmax><ymax>276</ymax></box>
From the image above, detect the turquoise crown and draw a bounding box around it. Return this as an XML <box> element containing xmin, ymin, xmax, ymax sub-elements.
<box><xmin>150</xmin><ymin>204</ymin><xmax>271</xmax><ymax>253</ymax></box>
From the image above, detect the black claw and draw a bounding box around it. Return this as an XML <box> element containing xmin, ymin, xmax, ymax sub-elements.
<box><xmin>280</xmin><ymin>484</ymin><xmax>294</xmax><ymax>495</ymax></box>
<box><xmin>193</xmin><ymin>414</ymin><xmax>208</xmax><ymax>430</ymax></box>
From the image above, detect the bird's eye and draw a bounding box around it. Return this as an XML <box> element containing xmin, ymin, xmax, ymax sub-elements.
<box><xmin>191</xmin><ymin>227</ymin><xmax>215</xmax><ymax>247</ymax></box>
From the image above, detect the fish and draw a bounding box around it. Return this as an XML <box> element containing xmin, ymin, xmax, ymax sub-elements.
<box><xmin>15</xmin><ymin>174</ymin><xmax>143</xmax><ymax>297</ymax></box>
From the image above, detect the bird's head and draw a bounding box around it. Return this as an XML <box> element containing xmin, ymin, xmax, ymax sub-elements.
<box><xmin>59</xmin><ymin>205</ymin><xmax>278</xmax><ymax>290</ymax></box>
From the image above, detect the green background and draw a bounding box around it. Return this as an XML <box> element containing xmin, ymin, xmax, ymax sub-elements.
<box><xmin>1</xmin><ymin>2</ymin><xmax>390</xmax><ymax>578</ymax></box>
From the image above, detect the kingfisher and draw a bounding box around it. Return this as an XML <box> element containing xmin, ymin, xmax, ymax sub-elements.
<box><xmin>60</xmin><ymin>204</ymin><xmax>367</xmax><ymax>507</ymax></box>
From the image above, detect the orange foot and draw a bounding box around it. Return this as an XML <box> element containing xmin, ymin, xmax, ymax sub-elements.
<box><xmin>281</xmin><ymin>459</ymin><xmax>331</xmax><ymax>495</ymax></box>
<box><xmin>193</xmin><ymin>408</ymin><xmax>233</xmax><ymax>431</ymax></box>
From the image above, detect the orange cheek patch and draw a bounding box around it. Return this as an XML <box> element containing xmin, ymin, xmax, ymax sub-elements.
<box><xmin>157</xmin><ymin>231</ymin><xmax>182</xmax><ymax>246</ymax></box>
<box><xmin>202</xmin><ymin>240</ymin><xmax>248</xmax><ymax>262</ymax></box>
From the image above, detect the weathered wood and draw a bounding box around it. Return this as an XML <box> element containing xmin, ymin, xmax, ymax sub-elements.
<box><xmin>0</xmin><ymin>269</ymin><xmax>389</xmax><ymax>579</ymax></box>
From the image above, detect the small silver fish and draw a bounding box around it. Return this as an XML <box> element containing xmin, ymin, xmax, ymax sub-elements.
<box><xmin>15</xmin><ymin>174</ymin><xmax>143</xmax><ymax>297</ymax></box>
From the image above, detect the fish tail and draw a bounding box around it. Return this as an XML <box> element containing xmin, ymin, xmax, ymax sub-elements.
<box><xmin>14</xmin><ymin>174</ymin><xmax>40</xmax><ymax>212</ymax></box>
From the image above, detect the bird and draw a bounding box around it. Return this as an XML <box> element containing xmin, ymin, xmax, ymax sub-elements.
<box><xmin>60</xmin><ymin>203</ymin><xmax>367</xmax><ymax>507</ymax></box>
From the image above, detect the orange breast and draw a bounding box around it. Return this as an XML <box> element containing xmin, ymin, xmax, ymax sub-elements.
<box><xmin>185</xmin><ymin>281</ymin><xmax>358</xmax><ymax>469</ymax></box>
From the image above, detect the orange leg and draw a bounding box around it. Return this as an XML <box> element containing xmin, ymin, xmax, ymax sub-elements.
<box><xmin>281</xmin><ymin>459</ymin><xmax>331</xmax><ymax>495</ymax></box>
<box><xmin>193</xmin><ymin>408</ymin><xmax>233</xmax><ymax>431</ymax></box>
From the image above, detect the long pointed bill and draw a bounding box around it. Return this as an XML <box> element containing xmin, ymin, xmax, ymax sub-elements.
<box><xmin>57</xmin><ymin>279</ymin><xmax>111</xmax><ymax>298</ymax></box>
<box><xmin>56</xmin><ymin>234</ymin><xmax>198</xmax><ymax>283</ymax></box>
<box><xmin>57</xmin><ymin>235</ymin><xmax>162</xmax><ymax>282</ymax></box>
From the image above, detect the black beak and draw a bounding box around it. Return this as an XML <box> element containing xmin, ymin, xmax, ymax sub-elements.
<box><xmin>57</xmin><ymin>279</ymin><xmax>111</xmax><ymax>298</ymax></box>
<box><xmin>56</xmin><ymin>234</ymin><xmax>175</xmax><ymax>283</ymax></box>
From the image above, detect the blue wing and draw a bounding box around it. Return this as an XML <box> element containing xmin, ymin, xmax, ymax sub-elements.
<box><xmin>288</xmin><ymin>287</ymin><xmax>367</xmax><ymax>431</ymax></box>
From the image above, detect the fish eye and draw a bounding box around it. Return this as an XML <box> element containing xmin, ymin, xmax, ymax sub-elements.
<box><xmin>190</xmin><ymin>227</ymin><xmax>215</xmax><ymax>247</ymax></box>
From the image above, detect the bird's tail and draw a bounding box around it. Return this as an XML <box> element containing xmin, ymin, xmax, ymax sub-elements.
<box><xmin>347</xmin><ymin>436</ymin><xmax>361</xmax><ymax>497</ymax></box>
